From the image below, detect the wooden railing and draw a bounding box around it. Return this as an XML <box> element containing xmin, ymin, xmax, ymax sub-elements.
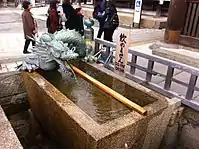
<box><xmin>180</xmin><ymin>1</ymin><xmax>199</xmax><ymax>48</ymax></box>
<box><xmin>125</xmin><ymin>48</ymin><xmax>199</xmax><ymax>111</ymax></box>
<box><xmin>95</xmin><ymin>38</ymin><xmax>199</xmax><ymax>111</ymax></box>
<box><xmin>182</xmin><ymin>2</ymin><xmax>199</xmax><ymax>38</ymax></box>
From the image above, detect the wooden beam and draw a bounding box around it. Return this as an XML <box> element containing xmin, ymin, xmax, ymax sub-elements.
<box><xmin>179</xmin><ymin>35</ymin><xmax>199</xmax><ymax>49</ymax></box>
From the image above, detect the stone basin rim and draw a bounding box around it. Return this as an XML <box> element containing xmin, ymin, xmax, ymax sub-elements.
<box><xmin>21</xmin><ymin>63</ymin><xmax>170</xmax><ymax>141</ymax></box>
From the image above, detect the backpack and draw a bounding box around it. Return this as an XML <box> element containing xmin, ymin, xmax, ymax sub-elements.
<box><xmin>113</xmin><ymin>14</ymin><xmax>119</xmax><ymax>28</ymax></box>
<box><xmin>104</xmin><ymin>13</ymin><xmax>119</xmax><ymax>29</ymax></box>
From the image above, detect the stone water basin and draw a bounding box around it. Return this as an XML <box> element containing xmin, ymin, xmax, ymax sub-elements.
<box><xmin>21</xmin><ymin>62</ymin><xmax>172</xmax><ymax>149</ymax></box>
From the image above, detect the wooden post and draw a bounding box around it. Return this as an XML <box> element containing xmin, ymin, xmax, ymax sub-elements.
<box><xmin>164</xmin><ymin>0</ymin><xmax>187</xmax><ymax>43</ymax></box>
<box><xmin>115</xmin><ymin>31</ymin><xmax>130</xmax><ymax>75</ymax></box>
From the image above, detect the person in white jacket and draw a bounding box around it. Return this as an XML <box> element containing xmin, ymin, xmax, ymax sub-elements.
<box><xmin>57</xmin><ymin>3</ymin><xmax>67</xmax><ymax>27</ymax></box>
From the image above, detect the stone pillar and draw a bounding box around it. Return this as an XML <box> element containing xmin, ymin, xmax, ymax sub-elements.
<box><xmin>155</xmin><ymin>4</ymin><xmax>162</xmax><ymax>18</ymax></box>
<box><xmin>155</xmin><ymin>0</ymin><xmax>165</xmax><ymax>18</ymax></box>
<box><xmin>164</xmin><ymin>0</ymin><xmax>187</xmax><ymax>44</ymax></box>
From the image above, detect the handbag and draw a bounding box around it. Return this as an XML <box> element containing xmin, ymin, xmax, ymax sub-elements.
<box><xmin>103</xmin><ymin>13</ymin><xmax>116</xmax><ymax>29</ymax></box>
<box><xmin>61</xmin><ymin>13</ymin><xmax>67</xmax><ymax>22</ymax></box>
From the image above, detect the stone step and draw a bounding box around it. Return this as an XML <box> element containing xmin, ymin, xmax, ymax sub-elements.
<box><xmin>151</xmin><ymin>42</ymin><xmax>199</xmax><ymax>68</ymax></box>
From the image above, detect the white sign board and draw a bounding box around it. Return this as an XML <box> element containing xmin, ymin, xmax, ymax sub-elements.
<box><xmin>115</xmin><ymin>31</ymin><xmax>130</xmax><ymax>73</ymax></box>
<box><xmin>159</xmin><ymin>0</ymin><xmax>164</xmax><ymax>5</ymax></box>
<box><xmin>133</xmin><ymin>0</ymin><xmax>143</xmax><ymax>24</ymax></box>
<box><xmin>31</xmin><ymin>0</ymin><xmax>35</xmax><ymax>7</ymax></box>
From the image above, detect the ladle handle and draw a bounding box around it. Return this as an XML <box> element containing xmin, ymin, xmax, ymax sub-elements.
<box><xmin>72</xmin><ymin>65</ymin><xmax>147</xmax><ymax>116</ymax></box>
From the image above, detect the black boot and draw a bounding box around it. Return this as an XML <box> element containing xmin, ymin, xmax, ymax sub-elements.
<box><xmin>23</xmin><ymin>50</ymin><xmax>31</xmax><ymax>54</ymax></box>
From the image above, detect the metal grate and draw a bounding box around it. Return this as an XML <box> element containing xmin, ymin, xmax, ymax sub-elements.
<box><xmin>182</xmin><ymin>2</ymin><xmax>199</xmax><ymax>38</ymax></box>
<box><xmin>95</xmin><ymin>38</ymin><xmax>199</xmax><ymax>111</ymax></box>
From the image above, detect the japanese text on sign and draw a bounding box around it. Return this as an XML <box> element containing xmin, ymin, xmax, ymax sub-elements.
<box><xmin>115</xmin><ymin>33</ymin><xmax>127</xmax><ymax>72</ymax></box>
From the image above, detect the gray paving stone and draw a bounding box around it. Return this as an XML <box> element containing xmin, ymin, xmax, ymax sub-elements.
<box><xmin>0</xmin><ymin>72</ymin><xmax>26</xmax><ymax>98</ymax></box>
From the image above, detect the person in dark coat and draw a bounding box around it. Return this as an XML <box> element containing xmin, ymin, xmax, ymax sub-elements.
<box><xmin>22</xmin><ymin>1</ymin><xmax>37</xmax><ymax>54</ymax></box>
<box><xmin>93</xmin><ymin>0</ymin><xmax>106</xmax><ymax>38</ymax></box>
<box><xmin>62</xmin><ymin>0</ymin><xmax>79</xmax><ymax>30</ymax></box>
<box><xmin>48</xmin><ymin>0</ymin><xmax>60</xmax><ymax>34</ymax></box>
<box><xmin>103</xmin><ymin>2</ymin><xmax>119</xmax><ymax>42</ymax></box>
<box><xmin>75</xmin><ymin>7</ymin><xmax>84</xmax><ymax>36</ymax></box>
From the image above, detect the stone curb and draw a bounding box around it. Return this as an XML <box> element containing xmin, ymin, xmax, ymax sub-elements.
<box><xmin>0</xmin><ymin>106</ymin><xmax>23</xmax><ymax>149</ymax></box>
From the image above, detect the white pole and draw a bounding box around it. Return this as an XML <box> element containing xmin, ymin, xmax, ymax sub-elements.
<box><xmin>31</xmin><ymin>0</ymin><xmax>35</xmax><ymax>7</ymax></box>
<box><xmin>133</xmin><ymin>0</ymin><xmax>143</xmax><ymax>24</ymax></box>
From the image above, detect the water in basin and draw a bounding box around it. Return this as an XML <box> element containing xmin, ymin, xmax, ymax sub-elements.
<box><xmin>39</xmin><ymin>63</ymin><xmax>155</xmax><ymax>124</ymax></box>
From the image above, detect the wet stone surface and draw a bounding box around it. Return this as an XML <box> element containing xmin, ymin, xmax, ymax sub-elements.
<box><xmin>39</xmin><ymin>63</ymin><xmax>156</xmax><ymax>124</ymax></box>
<box><xmin>7</xmin><ymin>110</ymin><xmax>59</xmax><ymax>149</ymax></box>
<box><xmin>0</xmin><ymin>72</ymin><xmax>26</xmax><ymax>98</ymax></box>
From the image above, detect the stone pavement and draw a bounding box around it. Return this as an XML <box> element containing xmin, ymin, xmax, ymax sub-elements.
<box><xmin>12</xmin><ymin>6</ymin><xmax>165</xmax><ymax>42</ymax></box>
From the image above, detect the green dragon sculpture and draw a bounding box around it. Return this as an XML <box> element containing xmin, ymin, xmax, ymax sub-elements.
<box><xmin>18</xmin><ymin>29</ymin><xmax>99</xmax><ymax>76</ymax></box>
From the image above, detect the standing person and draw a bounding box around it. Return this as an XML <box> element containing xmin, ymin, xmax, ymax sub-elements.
<box><xmin>48</xmin><ymin>0</ymin><xmax>60</xmax><ymax>34</ymax></box>
<box><xmin>103</xmin><ymin>2</ymin><xmax>119</xmax><ymax>42</ymax></box>
<box><xmin>93</xmin><ymin>0</ymin><xmax>106</xmax><ymax>38</ymax></box>
<box><xmin>57</xmin><ymin>3</ymin><xmax>67</xmax><ymax>28</ymax></box>
<box><xmin>62</xmin><ymin>0</ymin><xmax>79</xmax><ymax>30</ymax></box>
<box><xmin>75</xmin><ymin>7</ymin><xmax>84</xmax><ymax>36</ymax></box>
<box><xmin>22</xmin><ymin>1</ymin><xmax>37</xmax><ymax>54</ymax></box>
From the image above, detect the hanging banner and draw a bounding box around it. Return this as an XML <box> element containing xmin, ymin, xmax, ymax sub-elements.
<box><xmin>133</xmin><ymin>0</ymin><xmax>143</xmax><ymax>24</ymax></box>
<box><xmin>115</xmin><ymin>31</ymin><xmax>130</xmax><ymax>73</ymax></box>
